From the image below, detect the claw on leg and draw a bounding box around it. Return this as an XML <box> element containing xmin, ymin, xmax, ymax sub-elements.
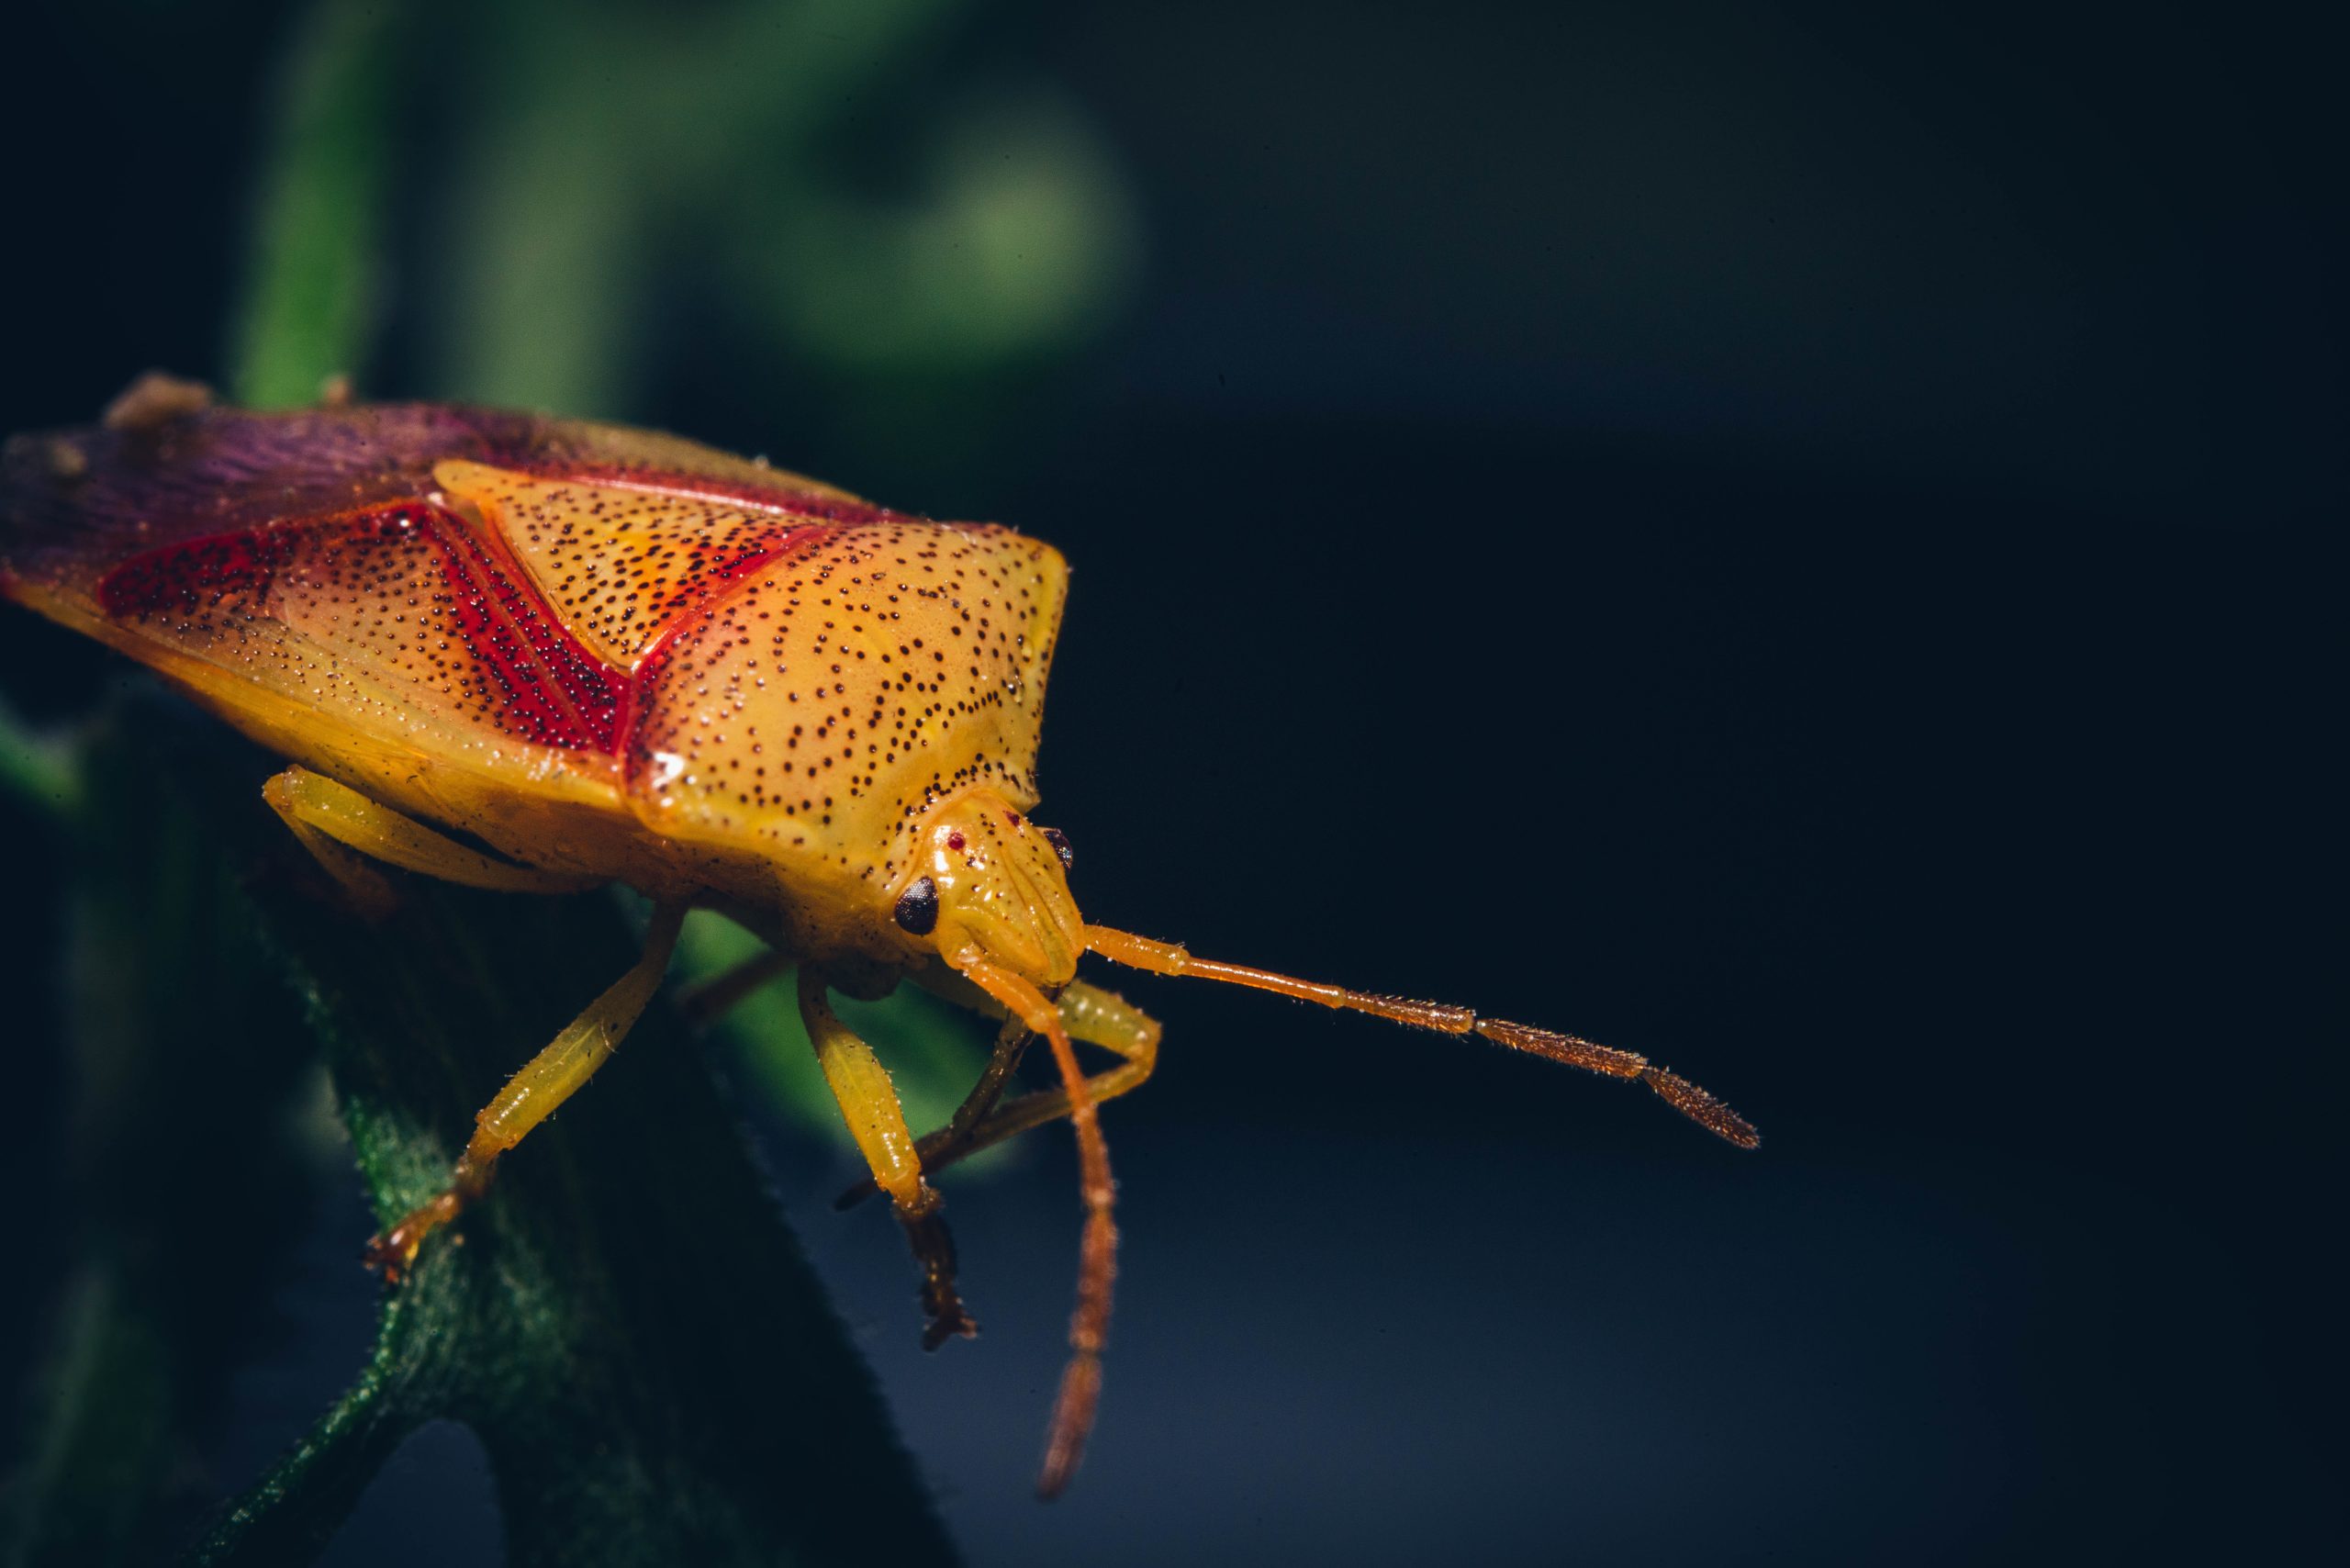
<box><xmin>362</xmin><ymin>1140</ymin><xmax>497</xmax><ymax>1282</ymax></box>
<box><xmin>899</xmin><ymin>1195</ymin><xmax>979</xmax><ymax>1349</ymax></box>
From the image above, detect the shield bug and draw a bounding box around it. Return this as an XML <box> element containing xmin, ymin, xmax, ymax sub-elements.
<box><xmin>1</xmin><ymin>375</ymin><xmax>1758</xmax><ymax>1496</ymax></box>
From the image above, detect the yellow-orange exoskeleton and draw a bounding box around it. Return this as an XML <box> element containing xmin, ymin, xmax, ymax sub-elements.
<box><xmin>1</xmin><ymin>376</ymin><xmax>1757</xmax><ymax>1497</ymax></box>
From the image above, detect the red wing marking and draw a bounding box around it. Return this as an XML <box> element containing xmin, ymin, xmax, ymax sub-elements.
<box><xmin>97</xmin><ymin>503</ymin><xmax>629</xmax><ymax>756</ymax></box>
<box><xmin>432</xmin><ymin>517</ymin><xmax>629</xmax><ymax>752</ymax></box>
<box><xmin>98</xmin><ymin>528</ymin><xmax>302</xmax><ymax>618</ymax></box>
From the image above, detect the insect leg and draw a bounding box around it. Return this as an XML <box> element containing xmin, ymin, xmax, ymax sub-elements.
<box><xmin>834</xmin><ymin>979</ymin><xmax>1161</xmax><ymax>1209</ymax></box>
<box><xmin>798</xmin><ymin>969</ymin><xmax>978</xmax><ymax>1350</ymax></box>
<box><xmin>364</xmin><ymin>904</ymin><xmax>687</xmax><ymax>1280</ymax></box>
<box><xmin>264</xmin><ymin>767</ymin><xmax>607</xmax><ymax>914</ymax></box>
<box><xmin>880</xmin><ymin>1011</ymin><xmax>1036</xmax><ymax>1193</ymax></box>
<box><xmin>944</xmin><ymin>981</ymin><xmax>1160</xmax><ymax>1167</ymax></box>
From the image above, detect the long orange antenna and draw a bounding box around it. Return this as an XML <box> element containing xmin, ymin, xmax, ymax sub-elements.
<box><xmin>1085</xmin><ymin>925</ymin><xmax>1760</xmax><ymax>1149</ymax></box>
<box><xmin>954</xmin><ymin>953</ymin><xmax>1118</xmax><ymax>1498</ymax></box>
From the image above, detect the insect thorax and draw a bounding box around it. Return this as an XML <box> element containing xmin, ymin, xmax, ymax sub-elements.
<box><xmin>581</xmin><ymin>494</ymin><xmax>1071</xmax><ymax>926</ymax></box>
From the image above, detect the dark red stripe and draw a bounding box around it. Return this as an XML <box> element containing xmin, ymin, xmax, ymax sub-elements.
<box><xmin>98</xmin><ymin>526</ymin><xmax>303</xmax><ymax>617</ymax></box>
<box><xmin>435</xmin><ymin>519</ymin><xmax>628</xmax><ymax>753</ymax></box>
<box><xmin>98</xmin><ymin>504</ymin><xmax>630</xmax><ymax>756</ymax></box>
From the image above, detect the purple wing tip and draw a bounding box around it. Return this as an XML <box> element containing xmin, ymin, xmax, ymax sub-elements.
<box><xmin>4</xmin><ymin>376</ymin><xmax>901</xmax><ymax>591</ymax></box>
<box><xmin>2</xmin><ymin>382</ymin><xmax>532</xmax><ymax>584</ymax></box>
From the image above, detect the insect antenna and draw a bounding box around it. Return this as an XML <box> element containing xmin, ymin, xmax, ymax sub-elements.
<box><xmin>1084</xmin><ymin>924</ymin><xmax>1759</xmax><ymax>1149</ymax></box>
<box><xmin>952</xmin><ymin>954</ymin><xmax>1118</xmax><ymax>1498</ymax></box>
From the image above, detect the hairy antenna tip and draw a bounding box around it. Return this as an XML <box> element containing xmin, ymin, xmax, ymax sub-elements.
<box><xmin>1644</xmin><ymin>1068</ymin><xmax>1762</xmax><ymax>1149</ymax></box>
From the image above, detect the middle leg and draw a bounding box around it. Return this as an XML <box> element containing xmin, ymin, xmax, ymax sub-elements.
<box><xmin>364</xmin><ymin>903</ymin><xmax>687</xmax><ymax>1279</ymax></box>
<box><xmin>797</xmin><ymin>969</ymin><xmax>977</xmax><ymax>1349</ymax></box>
<box><xmin>833</xmin><ymin>977</ymin><xmax>1161</xmax><ymax>1209</ymax></box>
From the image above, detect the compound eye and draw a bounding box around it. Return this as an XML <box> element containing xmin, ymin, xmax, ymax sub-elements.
<box><xmin>893</xmin><ymin>875</ymin><xmax>940</xmax><ymax>935</ymax></box>
<box><xmin>1039</xmin><ymin>826</ymin><xmax>1075</xmax><ymax>871</ymax></box>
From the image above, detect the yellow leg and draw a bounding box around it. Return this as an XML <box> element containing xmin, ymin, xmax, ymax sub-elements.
<box><xmin>914</xmin><ymin>975</ymin><xmax>1162</xmax><ymax>1171</ymax></box>
<box><xmin>832</xmin><ymin>979</ymin><xmax>1158</xmax><ymax>1209</ymax></box>
<box><xmin>364</xmin><ymin>905</ymin><xmax>687</xmax><ymax>1280</ymax></box>
<box><xmin>814</xmin><ymin>969</ymin><xmax>1162</xmax><ymax>1495</ymax></box>
<box><xmin>263</xmin><ymin>766</ymin><xmax>607</xmax><ymax>915</ymax></box>
<box><xmin>799</xmin><ymin>969</ymin><xmax>977</xmax><ymax>1349</ymax></box>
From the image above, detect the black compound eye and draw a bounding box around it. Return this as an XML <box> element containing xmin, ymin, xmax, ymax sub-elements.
<box><xmin>893</xmin><ymin>876</ymin><xmax>939</xmax><ymax>935</ymax></box>
<box><xmin>1039</xmin><ymin>826</ymin><xmax>1075</xmax><ymax>871</ymax></box>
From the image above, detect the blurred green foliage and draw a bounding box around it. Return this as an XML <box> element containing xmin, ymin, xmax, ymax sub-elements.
<box><xmin>1</xmin><ymin>712</ymin><xmax>321</xmax><ymax>1566</ymax></box>
<box><xmin>0</xmin><ymin>692</ymin><xmax>78</xmax><ymax>817</ymax></box>
<box><xmin>426</xmin><ymin>0</ymin><xmax>1136</xmax><ymax>419</ymax></box>
<box><xmin>228</xmin><ymin>0</ymin><xmax>399</xmax><ymax>410</ymax></box>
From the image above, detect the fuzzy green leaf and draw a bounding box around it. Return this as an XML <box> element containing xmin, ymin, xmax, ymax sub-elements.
<box><xmin>12</xmin><ymin>701</ymin><xmax>961</xmax><ymax>1566</ymax></box>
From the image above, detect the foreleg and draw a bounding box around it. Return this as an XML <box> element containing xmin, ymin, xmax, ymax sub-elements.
<box><xmin>799</xmin><ymin>969</ymin><xmax>978</xmax><ymax>1349</ymax></box>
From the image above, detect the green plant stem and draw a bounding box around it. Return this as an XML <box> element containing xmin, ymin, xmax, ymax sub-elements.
<box><xmin>227</xmin><ymin>0</ymin><xmax>402</xmax><ymax>408</ymax></box>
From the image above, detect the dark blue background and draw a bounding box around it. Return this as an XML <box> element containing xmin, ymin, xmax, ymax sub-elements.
<box><xmin>2</xmin><ymin>2</ymin><xmax>2336</xmax><ymax>1563</ymax></box>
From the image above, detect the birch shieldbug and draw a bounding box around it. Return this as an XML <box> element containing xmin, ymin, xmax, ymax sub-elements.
<box><xmin>0</xmin><ymin>375</ymin><xmax>1759</xmax><ymax>1496</ymax></box>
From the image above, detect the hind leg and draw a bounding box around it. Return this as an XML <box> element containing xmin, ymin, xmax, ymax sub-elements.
<box><xmin>263</xmin><ymin>765</ymin><xmax>606</xmax><ymax>916</ymax></box>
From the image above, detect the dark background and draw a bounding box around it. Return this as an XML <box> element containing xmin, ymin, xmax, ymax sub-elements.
<box><xmin>1</xmin><ymin>2</ymin><xmax>2338</xmax><ymax>1564</ymax></box>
